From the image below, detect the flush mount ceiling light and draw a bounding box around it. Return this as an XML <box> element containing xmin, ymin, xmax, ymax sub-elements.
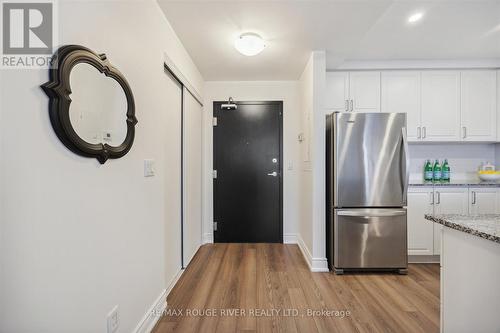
<box><xmin>408</xmin><ymin>12</ymin><xmax>424</xmax><ymax>23</ymax></box>
<box><xmin>234</xmin><ymin>33</ymin><xmax>266</xmax><ymax>56</ymax></box>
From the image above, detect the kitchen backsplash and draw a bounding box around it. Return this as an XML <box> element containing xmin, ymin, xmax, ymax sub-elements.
<box><xmin>409</xmin><ymin>143</ymin><xmax>498</xmax><ymax>181</ymax></box>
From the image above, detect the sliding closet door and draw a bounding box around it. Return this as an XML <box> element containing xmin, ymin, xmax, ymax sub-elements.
<box><xmin>182</xmin><ymin>88</ymin><xmax>203</xmax><ymax>266</ymax></box>
<box><xmin>163</xmin><ymin>70</ymin><xmax>183</xmax><ymax>285</ymax></box>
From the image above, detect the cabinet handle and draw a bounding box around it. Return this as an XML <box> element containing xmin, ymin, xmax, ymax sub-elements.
<box><xmin>472</xmin><ymin>191</ymin><xmax>476</xmax><ymax>205</ymax></box>
<box><xmin>429</xmin><ymin>192</ymin><xmax>434</xmax><ymax>205</ymax></box>
<box><xmin>417</xmin><ymin>127</ymin><xmax>421</xmax><ymax>139</ymax></box>
<box><xmin>350</xmin><ymin>99</ymin><xmax>353</xmax><ymax>112</ymax></box>
<box><xmin>436</xmin><ymin>191</ymin><xmax>441</xmax><ymax>204</ymax></box>
<box><xmin>345</xmin><ymin>100</ymin><xmax>349</xmax><ymax>112</ymax></box>
<box><xmin>462</xmin><ymin>126</ymin><xmax>467</xmax><ymax>139</ymax></box>
<box><xmin>422</xmin><ymin>126</ymin><xmax>426</xmax><ymax>139</ymax></box>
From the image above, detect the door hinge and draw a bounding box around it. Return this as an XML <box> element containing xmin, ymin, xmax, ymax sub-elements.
<box><xmin>212</xmin><ymin>117</ymin><xmax>218</xmax><ymax>126</ymax></box>
<box><xmin>213</xmin><ymin>170</ymin><xmax>217</xmax><ymax>179</ymax></box>
<box><xmin>213</xmin><ymin>221</ymin><xmax>218</xmax><ymax>231</ymax></box>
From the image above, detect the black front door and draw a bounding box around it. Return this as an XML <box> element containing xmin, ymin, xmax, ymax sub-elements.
<box><xmin>213</xmin><ymin>101</ymin><xmax>283</xmax><ymax>243</ymax></box>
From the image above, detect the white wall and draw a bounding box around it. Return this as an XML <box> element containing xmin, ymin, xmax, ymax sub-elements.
<box><xmin>0</xmin><ymin>1</ymin><xmax>203</xmax><ymax>332</ymax></box>
<box><xmin>202</xmin><ymin>81</ymin><xmax>301</xmax><ymax>243</ymax></box>
<box><xmin>409</xmin><ymin>143</ymin><xmax>497</xmax><ymax>181</ymax></box>
<box><xmin>297</xmin><ymin>51</ymin><xmax>328</xmax><ymax>272</ymax></box>
<box><xmin>298</xmin><ymin>60</ymin><xmax>314</xmax><ymax>255</ymax></box>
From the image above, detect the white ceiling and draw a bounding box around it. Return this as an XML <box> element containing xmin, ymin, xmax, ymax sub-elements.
<box><xmin>158</xmin><ymin>0</ymin><xmax>500</xmax><ymax>81</ymax></box>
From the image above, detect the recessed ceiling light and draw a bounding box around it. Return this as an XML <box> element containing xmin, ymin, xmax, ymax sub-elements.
<box><xmin>234</xmin><ymin>33</ymin><xmax>266</xmax><ymax>56</ymax></box>
<box><xmin>408</xmin><ymin>12</ymin><xmax>424</xmax><ymax>23</ymax></box>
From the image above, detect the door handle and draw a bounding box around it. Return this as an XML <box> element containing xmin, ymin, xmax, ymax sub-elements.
<box><xmin>267</xmin><ymin>171</ymin><xmax>278</xmax><ymax>177</ymax></box>
<box><xmin>401</xmin><ymin>127</ymin><xmax>409</xmax><ymax>205</ymax></box>
<box><xmin>338</xmin><ymin>209</ymin><xmax>406</xmax><ymax>217</ymax></box>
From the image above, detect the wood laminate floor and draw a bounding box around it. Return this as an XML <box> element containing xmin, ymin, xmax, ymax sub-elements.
<box><xmin>153</xmin><ymin>243</ymin><xmax>439</xmax><ymax>333</ymax></box>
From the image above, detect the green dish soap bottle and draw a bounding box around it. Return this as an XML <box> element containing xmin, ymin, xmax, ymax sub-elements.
<box><xmin>433</xmin><ymin>159</ymin><xmax>442</xmax><ymax>182</ymax></box>
<box><xmin>424</xmin><ymin>160</ymin><xmax>433</xmax><ymax>182</ymax></box>
<box><xmin>442</xmin><ymin>159</ymin><xmax>450</xmax><ymax>182</ymax></box>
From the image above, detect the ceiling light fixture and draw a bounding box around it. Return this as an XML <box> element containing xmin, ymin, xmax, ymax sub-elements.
<box><xmin>234</xmin><ymin>33</ymin><xmax>266</xmax><ymax>56</ymax></box>
<box><xmin>408</xmin><ymin>12</ymin><xmax>424</xmax><ymax>23</ymax></box>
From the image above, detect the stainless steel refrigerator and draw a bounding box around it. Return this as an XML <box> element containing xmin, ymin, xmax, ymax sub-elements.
<box><xmin>326</xmin><ymin>112</ymin><xmax>409</xmax><ymax>274</ymax></box>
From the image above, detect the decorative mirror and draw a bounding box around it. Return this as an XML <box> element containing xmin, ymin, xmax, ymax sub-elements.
<box><xmin>41</xmin><ymin>45</ymin><xmax>137</xmax><ymax>164</ymax></box>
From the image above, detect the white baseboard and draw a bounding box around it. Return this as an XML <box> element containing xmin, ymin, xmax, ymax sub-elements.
<box><xmin>133</xmin><ymin>268</ymin><xmax>185</xmax><ymax>333</ymax></box>
<box><xmin>203</xmin><ymin>232</ymin><xmax>213</xmax><ymax>244</ymax></box>
<box><xmin>133</xmin><ymin>289</ymin><xmax>167</xmax><ymax>333</ymax></box>
<box><xmin>283</xmin><ymin>233</ymin><xmax>297</xmax><ymax>244</ymax></box>
<box><xmin>296</xmin><ymin>234</ymin><xmax>329</xmax><ymax>272</ymax></box>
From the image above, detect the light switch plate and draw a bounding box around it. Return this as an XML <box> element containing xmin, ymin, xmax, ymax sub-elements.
<box><xmin>144</xmin><ymin>159</ymin><xmax>155</xmax><ymax>177</ymax></box>
<box><xmin>107</xmin><ymin>305</ymin><xmax>119</xmax><ymax>333</ymax></box>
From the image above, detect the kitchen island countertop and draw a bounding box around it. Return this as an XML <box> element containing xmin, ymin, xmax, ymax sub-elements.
<box><xmin>425</xmin><ymin>214</ymin><xmax>500</xmax><ymax>244</ymax></box>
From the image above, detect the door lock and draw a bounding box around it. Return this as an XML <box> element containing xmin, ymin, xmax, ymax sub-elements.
<box><xmin>267</xmin><ymin>172</ymin><xmax>278</xmax><ymax>177</ymax></box>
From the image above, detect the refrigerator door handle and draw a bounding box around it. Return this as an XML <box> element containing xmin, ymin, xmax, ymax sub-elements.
<box><xmin>401</xmin><ymin>127</ymin><xmax>410</xmax><ymax>205</ymax></box>
<box><xmin>337</xmin><ymin>209</ymin><xmax>407</xmax><ymax>217</ymax></box>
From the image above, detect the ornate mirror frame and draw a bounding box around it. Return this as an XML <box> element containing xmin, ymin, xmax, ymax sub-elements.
<box><xmin>41</xmin><ymin>45</ymin><xmax>138</xmax><ymax>164</ymax></box>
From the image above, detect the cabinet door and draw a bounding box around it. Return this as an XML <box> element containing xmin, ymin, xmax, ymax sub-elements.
<box><xmin>469</xmin><ymin>187</ymin><xmax>498</xmax><ymax>215</ymax></box>
<box><xmin>461</xmin><ymin>70</ymin><xmax>497</xmax><ymax>142</ymax></box>
<box><xmin>325</xmin><ymin>72</ymin><xmax>349</xmax><ymax>112</ymax></box>
<box><xmin>349</xmin><ymin>71</ymin><xmax>381</xmax><ymax>112</ymax></box>
<box><xmin>421</xmin><ymin>71</ymin><xmax>461</xmax><ymax>141</ymax></box>
<box><xmin>497</xmin><ymin>71</ymin><xmax>500</xmax><ymax>142</ymax></box>
<box><xmin>381</xmin><ymin>71</ymin><xmax>421</xmax><ymax>141</ymax></box>
<box><xmin>407</xmin><ymin>187</ymin><xmax>434</xmax><ymax>256</ymax></box>
<box><xmin>434</xmin><ymin>187</ymin><xmax>469</xmax><ymax>254</ymax></box>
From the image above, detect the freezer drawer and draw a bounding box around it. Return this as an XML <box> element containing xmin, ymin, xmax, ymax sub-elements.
<box><xmin>334</xmin><ymin>208</ymin><xmax>407</xmax><ymax>269</ymax></box>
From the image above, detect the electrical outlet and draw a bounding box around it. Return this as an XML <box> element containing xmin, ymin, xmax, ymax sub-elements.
<box><xmin>107</xmin><ymin>305</ymin><xmax>119</xmax><ymax>333</ymax></box>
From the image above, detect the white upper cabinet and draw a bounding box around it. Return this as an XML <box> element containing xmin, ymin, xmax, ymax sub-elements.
<box><xmin>407</xmin><ymin>187</ymin><xmax>435</xmax><ymax>256</ymax></box>
<box><xmin>381</xmin><ymin>71</ymin><xmax>421</xmax><ymax>141</ymax></box>
<box><xmin>460</xmin><ymin>70</ymin><xmax>497</xmax><ymax>142</ymax></box>
<box><xmin>421</xmin><ymin>71</ymin><xmax>461</xmax><ymax>141</ymax></box>
<box><xmin>349</xmin><ymin>71</ymin><xmax>381</xmax><ymax>113</ymax></box>
<box><xmin>327</xmin><ymin>69</ymin><xmax>498</xmax><ymax>142</ymax></box>
<box><xmin>325</xmin><ymin>72</ymin><xmax>349</xmax><ymax>112</ymax></box>
<box><xmin>325</xmin><ymin>71</ymin><xmax>380</xmax><ymax>113</ymax></box>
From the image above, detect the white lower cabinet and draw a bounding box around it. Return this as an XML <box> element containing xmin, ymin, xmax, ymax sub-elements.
<box><xmin>469</xmin><ymin>187</ymin><xmax>498</xmax><ymax>215</ymax></box>
<box><xmin>432</xmin><ymin>188</ymin><xmax>469</xmax><ymax>255</ymax></box>
<box><xmin>408</xmin><ymin>186</ymin><xmax>483</xmax><ymax>257</ymax></box>
<box><xmin>407</xmin><ymin>187</ymin><xmax>434</xmax><ymax>255</ymax></box>
<box><xmin>409</xmin><ymin>186</ymin><xmax>500</xmax><ymax>259</ymax></box>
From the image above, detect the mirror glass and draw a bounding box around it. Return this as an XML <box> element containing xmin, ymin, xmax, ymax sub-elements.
<box><xmin>69</xmin><ymin>63</ymin><xmax>128</xmax><ymax>146</ymax></box>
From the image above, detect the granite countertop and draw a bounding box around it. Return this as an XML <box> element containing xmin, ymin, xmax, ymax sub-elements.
<box><xmin>425</xmin><ymin>214</ymin><xmax>500</xmax><ymax>244</ymax></box>
<box><xmin>410</xmin><ymin>179</ymin><xmax>500</xmax><ymax>187</ymax></box>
